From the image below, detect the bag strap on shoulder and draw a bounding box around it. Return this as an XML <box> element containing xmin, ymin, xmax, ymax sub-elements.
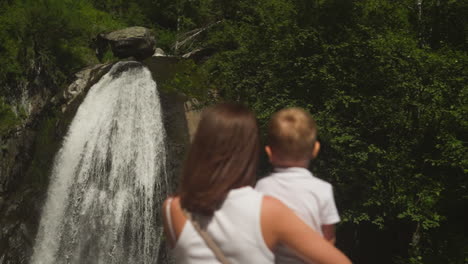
<box><xmin>182</xmin><ymin>209</ymin><xmax>230</xmax><ymax>264</ymax></box>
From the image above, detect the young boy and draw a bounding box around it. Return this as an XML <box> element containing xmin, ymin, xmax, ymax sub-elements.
<box><xmin>256</xmin><ymin>107</ymin><xmax>340</xmax><ymax>263</ymax></box>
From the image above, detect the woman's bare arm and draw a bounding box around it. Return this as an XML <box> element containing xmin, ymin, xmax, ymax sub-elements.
<box><xmin>162</xmin><ymin>197</ymin><xmax>187</xmax><ymax>248</ymax></box>
<box><xmin>261</xmin><ymin>196</ymin><xmax>352</xmax><ymax>264</ymax></box>
<box><xmin>162</xmin><ymin>198</ymin><xmax>176</xmax><ymax>248</ymax></box>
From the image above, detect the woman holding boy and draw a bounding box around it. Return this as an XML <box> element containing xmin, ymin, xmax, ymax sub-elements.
<box><xmin>162</xmin><ymin>103</ymin><xmax>351</xmax><ymax>264</ymax></box>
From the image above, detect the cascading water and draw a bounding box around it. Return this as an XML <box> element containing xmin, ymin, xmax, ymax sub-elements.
<box><xmin>30</xmin><ymin>61</ymin><xmax>169</xmax><ymax>264</ymax></box>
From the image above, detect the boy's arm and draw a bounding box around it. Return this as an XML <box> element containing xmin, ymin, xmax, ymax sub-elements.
<box><xmin>321</xmin><ymin>224</ymin><xmax>336</xmax><ymax>244</ymax></box>
<box><xmin>320</xmin><ymin>185</ymin><xmax>340</xmax><ymax>244</ymax></box>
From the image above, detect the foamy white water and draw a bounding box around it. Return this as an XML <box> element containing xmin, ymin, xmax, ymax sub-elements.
<box><xmin>30</xmin><ymin>62</ymin><xmax>169</xmax><ymax>264</ymax></box>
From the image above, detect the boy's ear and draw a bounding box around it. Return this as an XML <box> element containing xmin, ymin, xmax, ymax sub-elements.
<box><xmin>311</xmin><ymin>141</ymin><xmax>321</xmax><ymax>159</ymax></box>
<box><xmin>265</xmin><ymin>145</ymin><xmax>273</xmax><ymax>162</ymax></box>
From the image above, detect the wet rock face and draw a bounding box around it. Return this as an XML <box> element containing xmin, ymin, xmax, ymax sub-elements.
<box><xmin>57</xmin><ymin>63</ymin><xmax>113</xmax><ymax>115</ymax></box>
<box><xmin>97</xmin><ymin>27</ymin><xmax>156</xmax><ymax>61</ymax></box>
<box><xmin>0</xmin><ymin>188</ymin><xmax>44</xmax><ymax>264</ymax></box>
<box><xmin>1</xmin><ymin>59</ymin><xmax>59</xmax><ymax>195</ymax></box>
<box><xmin>62</xmin><ymin>64</ymin><xmax>112</xmax><ymax>103</ymax></box>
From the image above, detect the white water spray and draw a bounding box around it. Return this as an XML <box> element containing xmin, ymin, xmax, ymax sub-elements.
<box><xmin>30</xmin><ymin>62</ymin><xmax>169</xmax><ymax>264</ymax></box>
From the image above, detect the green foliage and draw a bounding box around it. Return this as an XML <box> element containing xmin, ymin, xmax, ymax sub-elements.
<box><xmin>155</xmin><ymin>28</ymin><xmax>177</xmax><ymax>52</ymax></box>
<box><xmin>26</xmin><ymin>114</ymin><xmax>61</xmax><ymax>187</ymax></box>
<box><xmin>0</xmin><ymin>97</ymin><xmax>22</xmax><ymax>135</ymax></box>
<box><xmin>183</xmin><ymin>0</ymin><xmax>467</xmax><ymax>263</ymax></box>
<box><xmin>161</xmin><ymin>59</ymin><xmax>212</xmax><ymax>101</ymax></box>
<box><xmin>0</xmin><ymin>0</ymin><xmax>123</xmax><ymax>96</ymax></box>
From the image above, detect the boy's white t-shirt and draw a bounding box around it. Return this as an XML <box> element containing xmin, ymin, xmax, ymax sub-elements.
<box><xmin>255</xmin><ymin>167</ymin><xmax>340</xmax><ymax>264</ymax></box>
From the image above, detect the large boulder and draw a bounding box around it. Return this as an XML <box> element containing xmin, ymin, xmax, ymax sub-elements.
<box><xmin>97</xmin><ymin>27</ymin><xmax>156</xmax><ymax>61</ymax></box>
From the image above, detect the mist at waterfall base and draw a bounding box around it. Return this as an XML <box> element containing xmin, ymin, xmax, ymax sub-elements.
<box><xmin>30</xmin><ymin>62</ymin><xmax>169</xmax><ymax>264</ymax></box>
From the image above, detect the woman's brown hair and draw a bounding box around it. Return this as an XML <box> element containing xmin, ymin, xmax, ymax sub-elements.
<box><xmin>179</xmin><ymin>103</ymin><xmax>260</xmax><ymax>216</ymax></box>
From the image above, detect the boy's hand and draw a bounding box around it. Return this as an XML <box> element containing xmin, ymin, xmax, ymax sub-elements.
<box><xmin>321</xmin><ymin>224</ymin><xmax>336</xmax><ymax>244</ymax></box>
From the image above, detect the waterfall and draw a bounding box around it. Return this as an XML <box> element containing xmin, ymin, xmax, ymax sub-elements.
<box><xmin>30</xmin><ymin>61</ymin><xmax>169</xmax><ymax>264</ymax></box>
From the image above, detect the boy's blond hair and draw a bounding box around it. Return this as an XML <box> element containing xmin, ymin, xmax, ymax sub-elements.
<box><xmin>268</xmin><ymin>107</ymin><xmax>317</xmax><ymax>161</ymax></box>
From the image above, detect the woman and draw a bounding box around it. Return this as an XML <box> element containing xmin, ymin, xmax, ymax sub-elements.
<box><xmin>162</xmin><ymin>103</ymin><xmax>351</xmax><ymax>264</ymax></box>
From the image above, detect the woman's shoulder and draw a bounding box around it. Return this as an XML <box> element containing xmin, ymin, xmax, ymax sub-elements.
<box><xmin>162</xmin><ymin>195</ymin><xmax>186</xmax><ymax>248</ymax></box>
<box><xmin>163</xmin><ymin>195</ymin><xmax>180</xmax><ymax>207</ymax></box>
<box><xmin>162</xmin><ymin>196</ymin><xmax>181</xmax><ymax>217</ymax></box>
<box><xmin>261</xmin><ymin>195</ymin><xmax>290</xmax><ymax>214</ymax></box>
<box><xmin>260</xmin><ymin>195</ymin><xmax>295</xmax><ymax>249</ymax></box>
<box><xmin>163</xmin><ymin>196</ymin><xmax>184</xmax><ymax>223</ymax></box>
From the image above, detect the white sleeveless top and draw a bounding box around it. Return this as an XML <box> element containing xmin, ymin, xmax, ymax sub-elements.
<box><xmin>166</xmin><ymin>186</ymin><xmax>274</xmax><ymax>264</ymax></box>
